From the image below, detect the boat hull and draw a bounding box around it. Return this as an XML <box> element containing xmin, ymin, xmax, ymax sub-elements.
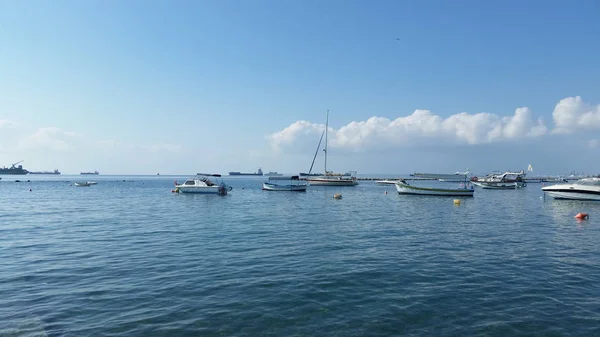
<box><xmin>395</xmin><ymin>183</ymin><xmax>474</xmax><ymax>196</ymax></box>
<box><xmin>262</xmin><ymin>182</ymin><xmax>307</xmax><ymax>192</ymax></box>
<box><xmin>0</xmin><ymin>171</ymin><xmax>28</xmax><ymax>175</ymax></box>
<box><xmin>376</xmin><ymin>180</ymin><xmax>398</xmax><ymax>185</ymax></box>
<box><xmin>471</xmin><ymin>181</ymin><xmax>526</xmax><ymax>189</ymax></box>
<box><xmin>545</xmin><ymin>191</ymin><xmax>600</xmax><ymax>201</ymax></box>
<box><xmin>177</xmin><ymin>186</ymin><xmax>223</xmax><ymax>194</ymax></box>
<box><xmin>306</xmin><ymin>177</ymin><xmax>358</xmax><ymax>186</ymax></box>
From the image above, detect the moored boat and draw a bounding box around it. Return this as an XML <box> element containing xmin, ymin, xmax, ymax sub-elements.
<box><xmin>541</xmin><ymin>178</ymin><xmax>600</xmax><ymax>201</ymax></box>
<box><xmin>307</xmin><ymin>171</ymin><xmax>359</xmax><ymax>186</ymax></box>
<box><xmin>395</xmin><ymin>179</ymin><xmax>474</xmax><ymax>196</ymax></box>
<box><xmin>376</xmin><ymin>180</ymin><xmax>399</xmax><ymax>185</ymax></box>
<box><xmin>304</xmin><ymin>110</ymin><xmax>358</xmax><ymax>186</ymax></box>
<box><xmin>262</xmin><ymin>175</ymin><xmax>307</xmax><ymax>191</ymax></box>
<box><xmin>470</xmin><ymin>171</ymin><xmax>527</xmax><ymax>189</ymax></box>
<box><xmin>174</xmin><ymin>173</ymin><xmax>232</xmax><ymax>195</ymax></box>
<box><xmin>75</xmin><ymin>181</ymin><xmax>96</xmax><ymax>187</ymax></box>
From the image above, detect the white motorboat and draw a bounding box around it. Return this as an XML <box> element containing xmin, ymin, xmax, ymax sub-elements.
<box><xmin>376</xmin><ymin>180</ymin><xmax>398</xmax><ymax>185</ymax></box>
<box><xmin>395</xmin><ymin>179</ymin><xmax>474</xmax><ymax>196</ymax></box>
<box><xmin>262</xmin><ymin>175</ymin><xmax>308</xmax><ymax>192</ymax></box>
<box><xmin>470</xmin><ymin>171</ymin><xmax>527</xmax><ymax>189</ymax></box>
<box><xmin>541</xmin><ymin>177</ymin><xmax>600</xmax><ymax>201</ymax></box>
<box><xmin>174</xmin><ymin>173</ymin><xmax>232</xmax><ymax>195</ymax></box>
<box><xmin>75</xmin><ymin>181</ymin><xmax>95</xmax><ymax>187</ymax></box>
<box><xmin>305</xmin><ymin>110</ymin><xmax>358</xmax><ymax>186</ymax></box>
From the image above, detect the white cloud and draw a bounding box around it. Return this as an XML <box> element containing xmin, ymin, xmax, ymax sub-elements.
<box><xmin>552</xmin><ymin>96</ymin><xmax>600</xmax><ymax>134</ymax></box>
<box><xmin>589</xmin><ymin>139</ymin><xmax>599</xmax><ymax>149</ymax></box>
<box><xmin>268</xmin><ymin>105</ymin><xmax>548</xmax><ymax>153</ymax></box>
<box><xmin>18</xmin><ymin>127</ymin><xmax>82</xmax><ymax>151</ymax></box>
<box><xmin>0</xmin><ymin>119</ymin><xmax>18</xmax><ymax>128</ymax></box>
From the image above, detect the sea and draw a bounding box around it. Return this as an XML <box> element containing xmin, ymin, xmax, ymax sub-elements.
<box><xmin>1</xmin><ymin>175</ymin><xmax>599</xmax><ymax>336</ymax></box>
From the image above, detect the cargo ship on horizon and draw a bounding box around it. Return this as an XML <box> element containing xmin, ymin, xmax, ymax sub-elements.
<box><xmin>30</xmin><ymin>169</ymin><xmax>61</xmax><ymax>175</ymax></box>
<box><xmin>229</xmin><ymin>168</ymin><xmax>263</xmax><ymax>176</ymax></box>
<box><xmin>0</xmin><ymin>161</ymin><xmax>29</xmax><ymax>175</ymax></box>
<box><xmin>81</xmin><ymin>170</ymin><xmax>99</xmax><ymax>175</ymax></box>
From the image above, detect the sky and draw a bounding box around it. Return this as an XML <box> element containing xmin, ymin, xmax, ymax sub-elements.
<box><xmin>1</xmin><ymin>0</ymin><xmax>599</xmax><ymax>175</ymax></box>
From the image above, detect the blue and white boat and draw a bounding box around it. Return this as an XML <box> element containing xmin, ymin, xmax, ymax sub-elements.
<box><xmin>174</xmin><ymin>173</ymin><xmax>232</xmax><ymax>195</ymax></box>
<box><xmin>262</xmin><ymin>175</ymin><xmax>308</xmax><ymax>192</ymax></box>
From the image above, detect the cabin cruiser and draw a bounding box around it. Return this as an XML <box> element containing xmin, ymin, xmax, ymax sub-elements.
<box><xmin>174</xmin><ymin>174</ymin><xmax>232</xmax><ymax>195</ymax></box>
<box><xmin>470</xmin><ymin>171</ymin><xmax>527</xmax><ymax>189</ymax></box>
<box><xmin>541</xmin><ymin>178</ymin><xmax>600</xmax><ymax>201</ymax></box>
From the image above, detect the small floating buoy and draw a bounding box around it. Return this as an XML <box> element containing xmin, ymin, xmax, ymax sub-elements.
<box><xmin>453</xmin><ymin>199</ymin><xmax>461</xmax><ymax>205</ymax></box>
<box><xmin>28</xmin><ymin>188</ymin><xmax>32</xmax><ymax>192</ymax></box>
<box><xmin>333</xmin><ymin>193</ymin><xmax>342</xmax><ymax>199</ymax></box>
<box><xmin>384</xmin><ymin>191</ymin><xmax>388</xmax><ymax>194</ymax></box>
<box><xmin>575</xmin><ymin>212</ymin><xmax>589</xmax><ymax>220</ymax></box>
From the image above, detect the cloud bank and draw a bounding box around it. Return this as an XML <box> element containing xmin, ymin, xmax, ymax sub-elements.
<box><xmin>268</xmin><ymin>96</ymin><xmax>598</xmax><ymax>153</ymax></box>
<box><xmin>552</xmin><ymin>96</ymin><xmax>600</xmax><ymax>134</ymax></box>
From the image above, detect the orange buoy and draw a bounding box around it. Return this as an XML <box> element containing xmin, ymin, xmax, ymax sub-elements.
<box><xmin>575</xmin><ymin>213</ymin><xmax>589</xmax><ymax>220</ymax></box>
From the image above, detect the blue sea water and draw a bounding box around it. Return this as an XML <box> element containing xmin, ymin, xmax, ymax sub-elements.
<box><xmin>1</xmin><ymin>175</ymin><xmax>599</xmax><ymax>336</ymax></box>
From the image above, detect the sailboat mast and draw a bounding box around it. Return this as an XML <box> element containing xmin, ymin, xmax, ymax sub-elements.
<box><xmin>324</xmin><ymin>110</ymin><xmax>329</xmax><ymax>174</ymax></box>
<box><xmin>308</xmin><ymin>129</ymin><xmax>325</xmax><ymax>175</ymax></box>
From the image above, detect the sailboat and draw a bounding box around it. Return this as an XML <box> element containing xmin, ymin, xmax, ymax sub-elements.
<box><xmin>305</xmin><ymin>110</ymin><xmax>358</xmax><ymax>186</ymax></box>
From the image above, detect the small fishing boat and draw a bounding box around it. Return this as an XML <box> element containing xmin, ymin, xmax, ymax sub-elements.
<box><xmin>470</xmin><ymin>171</ymin><xmax>527</xmax><ymax>189</ymax></box>
<box><xmin>174</xmin><ymin>173</ymin><xmax>232</xmax><ymax>195</ymax></box>
<box><xmin>262</xmin><ymin>175</ymin><xmax>308</xmax><ymax>192</ymax></box>
<box><xmin>75</xmin><ymin>181</ymin><xmax>94</xmax><ymax>187</ymax></box>
<box><xmin>395</xmin><ymin>179</ymin><xmax>474</xmax><ymax>196</ymax></box>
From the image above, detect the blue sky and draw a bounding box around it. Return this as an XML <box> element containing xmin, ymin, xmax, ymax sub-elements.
<box><xmin>1</xmin><ymin>0</ymin><xmax>599</xmax><ymax>175</ymax></box>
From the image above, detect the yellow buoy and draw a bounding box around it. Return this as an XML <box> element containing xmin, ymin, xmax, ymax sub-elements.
<box><xmin>333</xmin><ymin>193</ymin><xmax>342</xmax><ymax>199</ymax></box>
<box><xmin>453</xmin><ymin>199</ymin><xmax>461</xmax><ymax>205</ymax></box>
